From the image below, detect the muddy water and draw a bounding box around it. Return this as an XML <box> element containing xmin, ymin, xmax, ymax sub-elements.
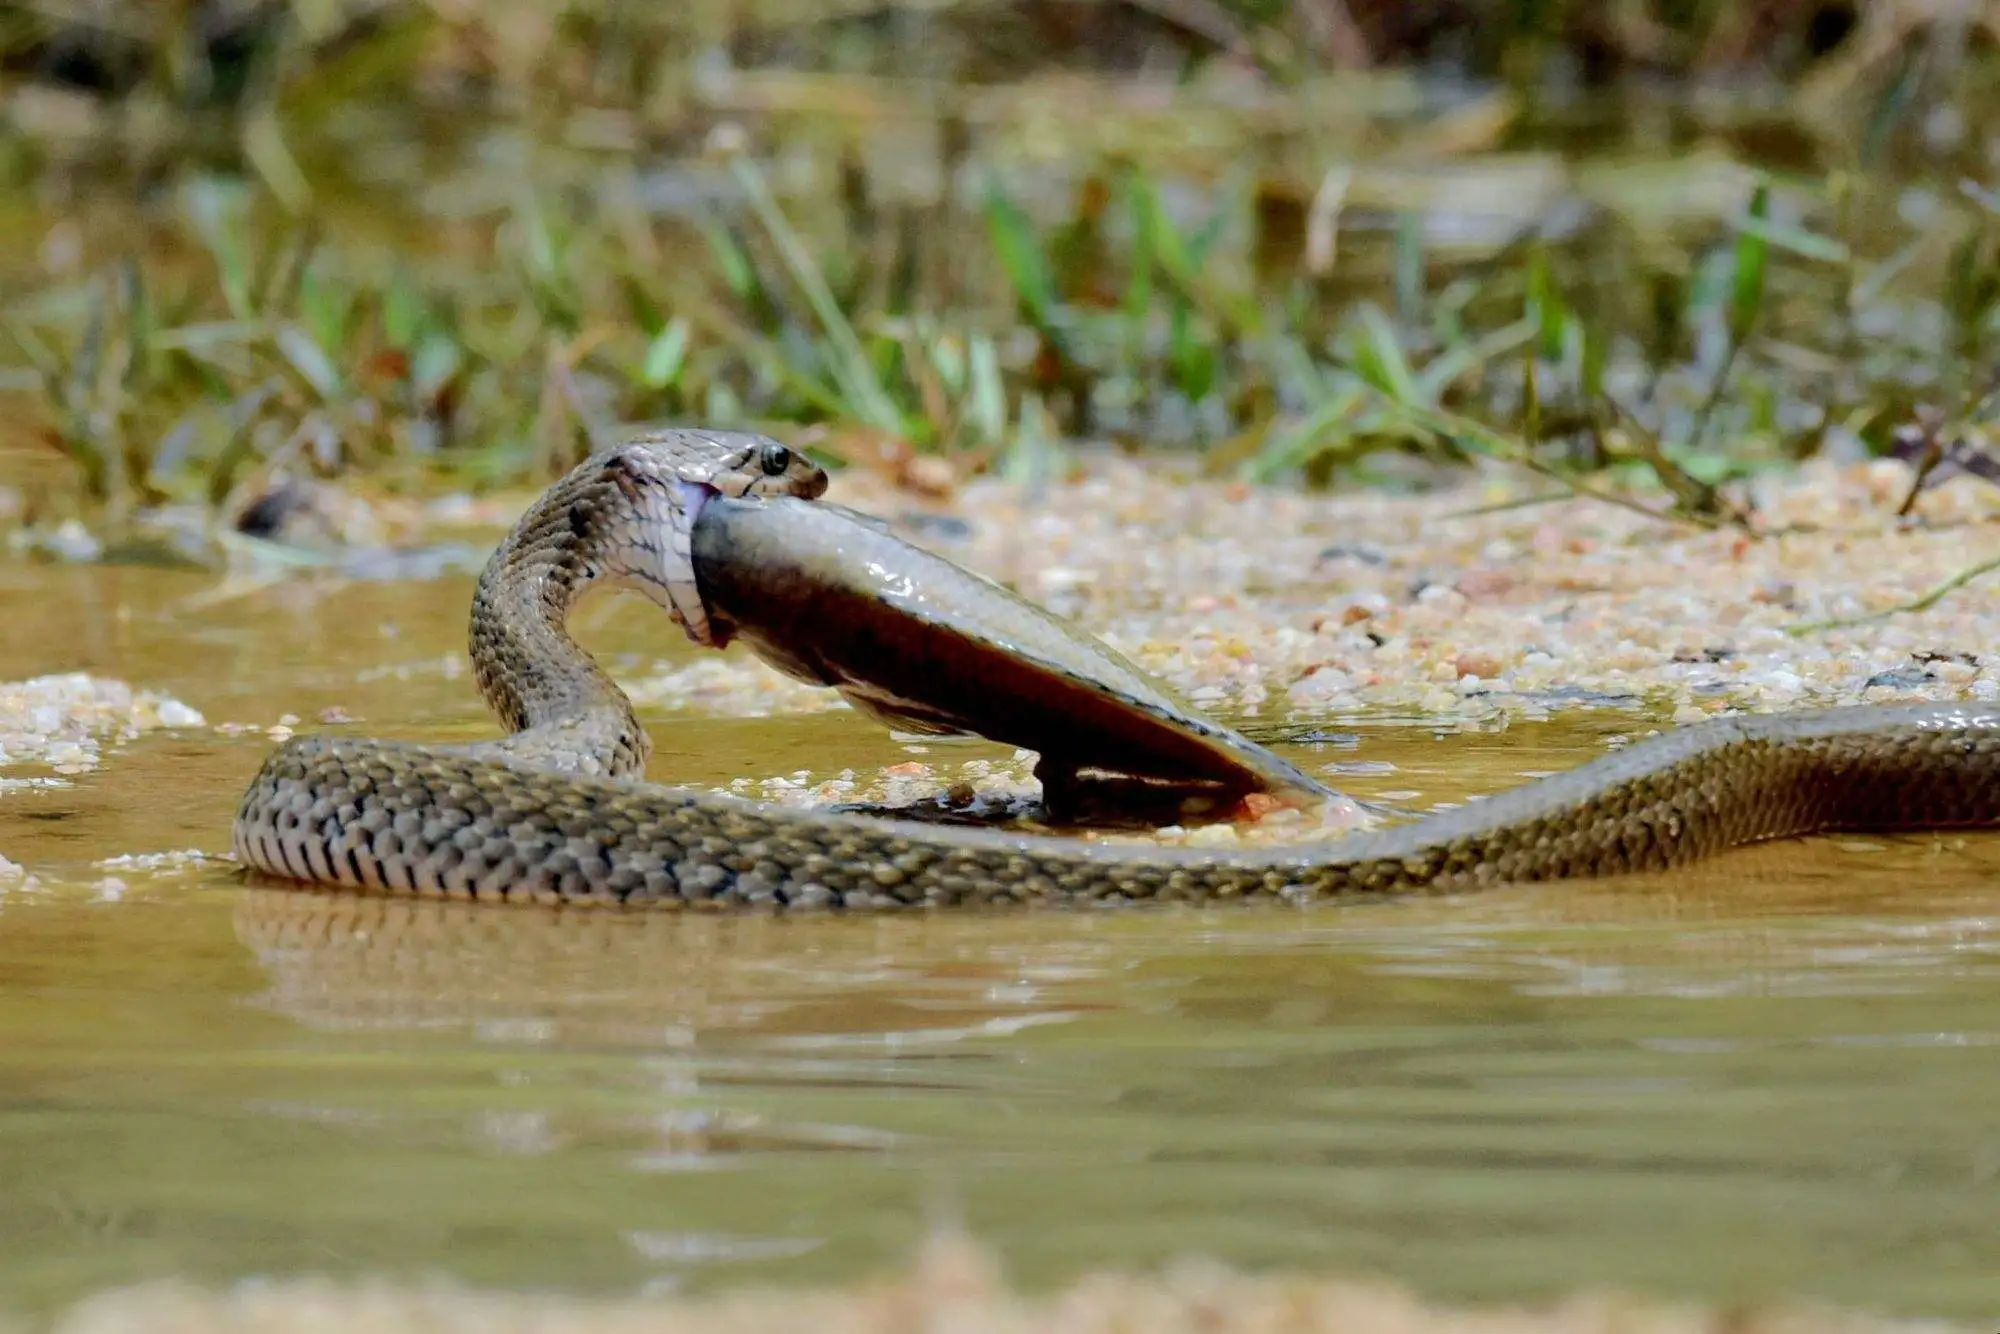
<box><xmin>1</xmin><ymin>562</ymin><xmax>1999</xmax><ymax>1322</ymax></box>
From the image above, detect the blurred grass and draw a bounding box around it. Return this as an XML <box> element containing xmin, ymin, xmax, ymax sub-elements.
<box><xmin>5</xmin><ymin>0</ymin><xmax>2000</xmax><ymax>532</ymax></box>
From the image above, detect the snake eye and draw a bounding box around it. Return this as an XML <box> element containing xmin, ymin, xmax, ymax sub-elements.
<box><xmin>757</xmin><ymin>443</ymin><xmax>793</xmax><ymax>476</ymax></box>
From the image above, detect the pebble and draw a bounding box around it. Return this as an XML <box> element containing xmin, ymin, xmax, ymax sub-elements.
<box><xmin>43</xmin><ymin>519</ymin><xmax>102</xmax><ymax>562</ymax></box>
<box><xmin>156</xmin><ymin>699</ymin><xmax>205</xmax><ymax>728</ymax></box>
<box><xmin>1454</xmin><ymin>652</ymin><xmax>1506</xmax><ymax>679</ymax></box>
<box><xmin>1455</xmin><ymin>568</ymin><xmax>1514</xmax><ymax>600</ymax></box>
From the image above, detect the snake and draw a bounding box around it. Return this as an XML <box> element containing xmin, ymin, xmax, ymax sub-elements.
<box><xmin>232</xmin><ymin>430</ymin><xmax>2000</xmax><ymax>910</ymax></box>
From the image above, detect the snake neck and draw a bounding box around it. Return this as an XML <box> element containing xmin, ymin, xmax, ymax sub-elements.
<box><xmin>467</xmin><ymin>468</ymin><xmax>651</xmax><ymax>778</ymax></box>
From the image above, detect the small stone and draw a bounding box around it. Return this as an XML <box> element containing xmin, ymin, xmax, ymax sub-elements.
<box><xmin>44</xmin><ymin>519</ymin><xmax>101</xmax><ymax>562</ymax></box>
<box><xmin>44</xmin><ymin>741</ymin><xmax>89</xmax><ymax>767</ymax></box>
<box><xmin>1454</xmin><ymin>651</ymin><xmax>1505</xmax><ymax>679</ymax></box>
<box><xmin>1751</xmin><ymin>580</ymin><xmax>1797</xmax><ymax>606</ymax></box>
<box><xmin>902</xmin><ymin>455</ymin><xmax>957</xmax><ymax>498</ymax></box>
<box><xmin>155</xmin><ymin>699</ymin><xmax>204</xmax><ymax>728</ymax></box>
<box><xmin>1236</xmin><ymin>792</ymin><xmax>1285</xmax><ymax>821</ymax></box>
<box><xmin>1455</xmin><ymin>568</ymin><xmax>1514</xmax><ymax>601</ymax></box>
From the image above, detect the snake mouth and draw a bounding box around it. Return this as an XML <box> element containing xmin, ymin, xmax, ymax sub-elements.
<box><xmin>668</xmin><ymin>479</ymin><xmax>730</xmax><ymax>648</ymax></box>
<box><xmin>676</xmin><ymin>479</ymin><xmax>719</xmax><ymax>528</ymax></box>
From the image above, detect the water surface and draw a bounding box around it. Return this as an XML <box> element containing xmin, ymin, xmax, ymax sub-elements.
<box><xmin>1</xmin><ymin>562</ymin><xmax>1997</xmax><ymax>1322</ymax></box>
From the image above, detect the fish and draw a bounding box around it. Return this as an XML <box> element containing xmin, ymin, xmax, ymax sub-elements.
<box><xmin>686</xmin><ymin>494</ymin><xmax>1341</xmax><ymax>821</ymax></box>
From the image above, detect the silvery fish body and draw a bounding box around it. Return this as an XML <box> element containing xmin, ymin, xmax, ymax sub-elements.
<box><xmin>689</xmin><ymin>495</ymin><xmax>1336</xmax><ymax>814</ymax></box>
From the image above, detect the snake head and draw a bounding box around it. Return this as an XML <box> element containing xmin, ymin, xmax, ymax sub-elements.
<box><xmin>598</xmin><ymin>430</ymin><xmax>828</xmax><ymax>650</ymax></box>
<box><xmin>719</xmin><ymin>438</ymin><xmax>831</xmax><ymax>502</ymax></box>
<box><xmin>647</xmin><ymin>431</ymin><xmax>829</xmax><ymax>504</ymax></box>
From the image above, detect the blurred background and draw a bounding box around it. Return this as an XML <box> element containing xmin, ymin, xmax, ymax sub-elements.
<box><xmin>3</xmin><ymin>0</ymin><xmax>2000</xmax><ymax>532</ymax></box>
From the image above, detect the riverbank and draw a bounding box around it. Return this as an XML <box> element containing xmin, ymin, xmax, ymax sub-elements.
<box><xmin>824</xmin><ymin>455</ymin><xmax>2000</xmax><ymax>722</ymax></box>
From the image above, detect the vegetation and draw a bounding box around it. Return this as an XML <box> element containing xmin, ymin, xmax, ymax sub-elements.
<box><xmin>4</xmin><ymin>0</ymin><xmax>2000</xmax><ymax>530</ymax></box>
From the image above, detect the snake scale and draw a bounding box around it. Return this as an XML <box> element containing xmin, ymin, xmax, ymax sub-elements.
<box><xmin>233</xmin><ymin>430</ymin><xmax>2000</xmax><ymax>909</ymax></box>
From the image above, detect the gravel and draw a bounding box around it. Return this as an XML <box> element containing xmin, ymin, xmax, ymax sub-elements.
<box><xmin>0</xmin><ymin>673</ymin><xmax>206</xmax><ymax>776</ymax></box>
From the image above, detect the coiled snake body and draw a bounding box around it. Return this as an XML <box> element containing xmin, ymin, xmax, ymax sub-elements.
<box><xmin>234</xmin><ymin>433</ymin><xmax>2000</xmax><ymax>909</ymax></box>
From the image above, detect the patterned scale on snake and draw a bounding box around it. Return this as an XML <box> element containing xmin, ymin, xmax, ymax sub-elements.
<box><xmin>233</xmin><ymin>430</ymin><xmax>2000</xmax><ymax>910</ymax></box>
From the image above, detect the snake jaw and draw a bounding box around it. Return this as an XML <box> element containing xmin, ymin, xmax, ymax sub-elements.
<box><xmin>668</xmin><ymin>479</ymin><xmax>721</xmax><ymax>647</ymax></box>
<box><xmin>675</xmin><ymin>478</ymin><xmax>713</xmax><ymax>526</ymax></box>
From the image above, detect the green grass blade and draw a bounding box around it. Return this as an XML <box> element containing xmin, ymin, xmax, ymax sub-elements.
<box><xmin>727</xmin><ymin>154</ymin><xmax>903</xmax><ymax>433</ymax></box>
<box><xmin>641</xmin><ymin>317</ymin><xmax>691</xmax><ymax>389</ymax></box>
<box><xmin>1729</xmin><ymin>182</ymin><xmax>1772</xmax><ymax>343</ymax></box>
<box><xmin>982</xmin><ymin>188</ymin><xmax>1060</xmax><ymax>329</ymax></box>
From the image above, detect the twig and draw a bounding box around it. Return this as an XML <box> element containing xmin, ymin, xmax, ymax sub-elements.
<box><xmin>1685</xmin><ymin>327</ymin><xmax>1743</xmax><ymax>454</ymax></box>
<box><xmin>1508</xmin><ymin>451</ymin><xmax>1721</xmax><ymax>530</ymax></box>
<box><xmin>1408</xmin><ymin>403</ymin><xmax>1720</xmax><ymax>531</ymax></box>
<box><xmin>1600</xmin><ymin>392</ymin><xmax>1755</xmax><ymax>530</ymax></box>
<box><xmin>1787</xmin><ymin>552</ymin><xmax>2000</xmax><ymax>634</ymax></box>
<box><xmin>1890</xmin><ymin>409</ymin><xmax>1946</xmax><ymax>517</ymax></box>
<box><xmin>1438</xmin><ymin>491</ymin><xmax>1572</xmax><ymax>520</ymax></box>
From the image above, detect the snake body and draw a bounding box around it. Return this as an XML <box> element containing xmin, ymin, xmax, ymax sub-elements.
<box><xmin>233</xmin><ymin>436</ymin><xmax>2000</xmax><ymax>909</ymax></box>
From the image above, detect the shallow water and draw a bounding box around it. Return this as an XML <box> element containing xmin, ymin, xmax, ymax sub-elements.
<box><xmin>2</xmin><ymin>563</ymin><xmax>1999</xmax><ymax>1323</ymax></box>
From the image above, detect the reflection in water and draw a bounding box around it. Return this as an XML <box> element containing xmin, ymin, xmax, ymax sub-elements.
<box><xmin>231</xmin><ymin>832</ymin><xmax>2000</xmax><ymax>1037</ymax></box>
<box><xmin>233</xmin><ymin>890</ymin><xmax>1093</xmax><ymax>1045</ymax></box>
